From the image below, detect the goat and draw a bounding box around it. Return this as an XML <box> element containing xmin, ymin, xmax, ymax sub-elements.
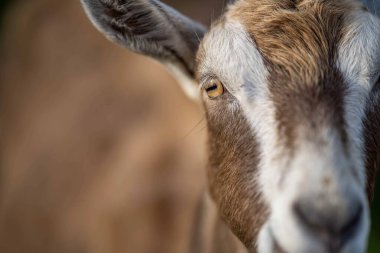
<box><xmin>80</xmin><ymin>0</ymin><xmax>380</xmax><ymax>252</ymax></box>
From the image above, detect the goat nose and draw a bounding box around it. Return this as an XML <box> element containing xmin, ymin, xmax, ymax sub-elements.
<box><xmin>293</xmin><ymin>199</ymin><xmax>363</xmax><ymax>252</ymax></box>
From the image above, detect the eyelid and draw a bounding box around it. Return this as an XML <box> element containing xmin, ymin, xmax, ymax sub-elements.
<box><xmin>199</xmin><ymin>74</ymin><xmax>219</xmax><ymax>90</ymax></box>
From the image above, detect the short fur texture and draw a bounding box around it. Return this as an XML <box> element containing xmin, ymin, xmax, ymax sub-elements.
<box><xmin>228</xmin><ymin>0</ymin><xmax>364</xmax><ymax>149</ymax></box>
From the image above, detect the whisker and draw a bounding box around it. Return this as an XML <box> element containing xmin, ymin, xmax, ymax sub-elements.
<box><xmin>193</xmin><ymin>28</ymin><xmax>202</xmax><ymax>44</ymax></box>
<box><xmin>181</xmin><ymin>113</ymin><xmax>207</xmax><ymax>140</ymax></box>
<box><xmin>194</xmin><ymin>125</ymin><xmax>207</xmax><ymax>136</ymax></box>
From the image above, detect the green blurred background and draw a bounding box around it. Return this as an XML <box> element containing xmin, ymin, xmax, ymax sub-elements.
<box><xmin>0</xmin><ymin>1</ymin><xmax>378</xmax><ymax>253</ymax></box>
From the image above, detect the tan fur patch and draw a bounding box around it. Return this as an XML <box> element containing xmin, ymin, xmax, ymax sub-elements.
<box><xmin>225</xmin><ymin>0</ymin><xmax>365</xmax><ymax>150</ymax></box>
<box><xmin>228</xmin><ymin>0</ymin><xmax>362</xmax><ymax>84</ymax></box>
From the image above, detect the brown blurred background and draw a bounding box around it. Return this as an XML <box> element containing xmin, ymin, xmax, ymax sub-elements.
<box><xmin>0</xmin><ymin>1</ymin><xmax>378</xmax><ymax>253</ymax></box>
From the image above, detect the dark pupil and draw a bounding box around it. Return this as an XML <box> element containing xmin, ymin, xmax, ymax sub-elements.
<box><xmin>206</xmin><ymin>84</ymin><xmax>218</xmax><ymax>92</ymax></box>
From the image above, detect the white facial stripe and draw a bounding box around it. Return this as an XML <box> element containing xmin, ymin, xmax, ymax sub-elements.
<box><xmin>199</xmin><ymin>18</ymin><xmax>281</xmax><ymax>204</ymax></box>
<box><xmin>267</xmin><ymin>11</ymin><xmax>377</xmax><ymax>252</ymax></box>
<box><xmin>338</xmin><ymin>10</ymin><xmax>380</xmax><ymax>186</ymax></box>
<box><xmin>339</xmin><ymin>10</ymin><xmax>380</xmax><ymax>85</ymax></box>
<box><xmin>199</xmin><ymin>20</ymin><xmax>268</xmax><ymax>100</ymax></box>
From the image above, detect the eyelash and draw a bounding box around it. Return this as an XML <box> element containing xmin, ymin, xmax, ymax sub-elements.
<box><xmin>200</xmin><ymin>75</ymin><xmax>217</xmax><ymax>88</ymax></box>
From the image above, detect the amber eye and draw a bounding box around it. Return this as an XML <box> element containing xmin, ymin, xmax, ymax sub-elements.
<box><xmin>204</xmin><ymin>79</ymin><xmax>224</xmax><ymax>98</ymax></box>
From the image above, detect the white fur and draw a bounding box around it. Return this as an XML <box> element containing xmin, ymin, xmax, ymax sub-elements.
<box><xmin>338</xmin><ymin>9</ymin><xmax>380</xmax><ymax>185</ymax></box>
<box><xmin>198</xmin><ymin>21</ymin><xmax>268</xmax><ymax>100</ymax></box>
<box><xmin>200</xmin><ymin>6</ymin><xmax>379</xmax><ymax>253</ymax></box>
<box><xmin>166</xmin><ymin>62</ymin><xmax>201</xmax><ymax>100</ymax></box>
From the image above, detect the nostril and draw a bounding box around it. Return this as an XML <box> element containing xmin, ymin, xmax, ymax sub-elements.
<box><xmin>293</xmin><ymin>200</ymin><xmax>363</xmax><ymax>251</ymax></box>
<box><xmin>328</xmin><ymin>204</ymin><xmax>363</xmax><ymax>252</ymax></box>
<box><xmin>293</xmin><ymin>202</ymin><xmax>327</xmax><ymax>234</ymax></box>
<box><xmin>339</xmin><ymin>204</ymin><xmax>363</xmax><ymax>244</ymax></box>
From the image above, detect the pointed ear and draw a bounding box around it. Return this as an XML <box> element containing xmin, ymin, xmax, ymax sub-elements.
<box><xmin>80</xmin><ymin>0</ymin><xmax>207</xmax><ymax>98</ymax></box>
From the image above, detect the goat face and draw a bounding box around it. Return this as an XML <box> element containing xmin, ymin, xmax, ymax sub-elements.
<box><xmin>81</xmin><ymin>0</ymin><xmax>380</xmax><ymax>252</ymax></box>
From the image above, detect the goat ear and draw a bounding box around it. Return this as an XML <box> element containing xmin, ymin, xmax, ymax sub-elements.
<box><xmin>80</xmin><ymin>0</ymin><xmax>207</xmax><ymax>99</ymax></box>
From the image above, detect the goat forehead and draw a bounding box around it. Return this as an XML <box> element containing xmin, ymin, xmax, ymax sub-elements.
<box><xmin>228</xmin><ymin>0</ymin><xmax>363</xmax><ymax>82</ymax></box>
<box><xmin>197</xmin><ymin>19</ymin><xmax>268</xmax><ymax>99</ymax></box>
<box><xmin>197</xmin><ymin>0</ymin><xmax>380</xmax><ymax>154</ymax></box>
<box><xmin>198</xmin><ymin>0</ymin><xmax>380</xmax><ymax>101</ymax></box>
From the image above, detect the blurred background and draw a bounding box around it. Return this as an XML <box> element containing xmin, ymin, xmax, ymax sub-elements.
<box><xmin>0</xmin><ymin>1</ymin><xmax>378</xmax><ymax>253</ymax></box>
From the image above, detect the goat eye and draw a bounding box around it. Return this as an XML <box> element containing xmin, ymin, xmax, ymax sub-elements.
<box><xmin>204</xmin><ymin>79</ymin><xmax>224</xmax><ymax>99</ymax></box>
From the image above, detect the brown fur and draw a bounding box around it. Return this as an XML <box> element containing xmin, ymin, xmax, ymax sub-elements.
<box><xmin>197</xmin><ymin>0</ymin><xmax>379</xmax><ymax>250</ymax></box>
<box><xmin>229</xmin><ymin>0</ymin><xmax>361</xmax><ymax>84</ymax></box>
<box><xmin>204</xmin><ymin>92</ymin><xmax>268</xmax><ymax>250</ymax></box>
<box><xmin>228</xmin><ymin>0</ymin><xmax>365</xmax><ymax>150</ymax></box>
<box><xmin>226</xmin><ymin>0</ymin><xmax>368</xmax><ymax>154</ymax></box>
<box><xmin>227</xmin><ymin>0</ymin><xmax>379</xmax><ymax>199</ymax></box>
